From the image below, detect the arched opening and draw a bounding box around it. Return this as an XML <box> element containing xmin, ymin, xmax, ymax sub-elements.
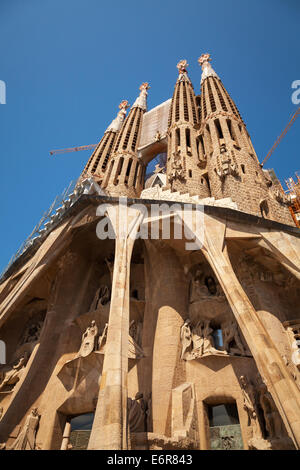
<box><xmin>205</xmin><ymin>401</ymin><xmax>243</xmax><ymax>450</ymax></box>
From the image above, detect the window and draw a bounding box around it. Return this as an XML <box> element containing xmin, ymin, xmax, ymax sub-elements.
<box><xmin>207</xmin><ymin>402</ymin><xmax>243</xmax><ymax>450</ymax></box>
<box><xmin>214</xmin><ymin>119</ymin><xmax>223</xmax><ymax>139</ymax></box>
<box><xmin>208</xmin><ymin>404</ymin><xmax>239</xmax><ymax>427</ymax></box>
<box><xmin>64</xmin><ymin>413</ymin><xmax>95</xmax><ymax>450</ymax></box>
<box><xmin>241</xmin><ymin>165</ymin><xmax>245</xmax><ymax>174</ymax></box>
<box><xmin>212</xmin><ymin>329</ymin><xmax>223</xmax><ymax>350</ymax></box>
<box><xmin>189</xmin><ymin>170</ymin><xmax>192</xmax><ymax>178</ymax></box>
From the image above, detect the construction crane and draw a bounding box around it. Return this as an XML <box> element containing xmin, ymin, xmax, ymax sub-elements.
<box><xmin>261</xmin><ymin>105</ymin><xmax>300</xmax><ymax>167</ymax></box>
<box><xmin>49</xmin><ymin>144</ymin><xmax>97</xmax><ymax>156</ymax></box>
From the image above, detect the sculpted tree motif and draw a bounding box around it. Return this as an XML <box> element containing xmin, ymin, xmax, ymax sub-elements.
<box><xmin>10</xmin><ymin>408</ymin><xmax>40</xmax><ymax>450</ymax></box>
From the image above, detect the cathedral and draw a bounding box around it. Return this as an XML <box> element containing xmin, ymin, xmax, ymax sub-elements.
<box><xmin>0</xmin><ymin>54</ymin><xmax>299</xmax><ymax>451</ymax></box>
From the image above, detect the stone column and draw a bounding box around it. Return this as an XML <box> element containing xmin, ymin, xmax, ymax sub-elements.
<box><xmin>196</xmin><ymin>214</ymin><xmax>300</xmax><ymax>449</ymax></box>
<box><xmin>88</xmin><ymin>201</ymin><xmax>145</xmax><ymax>450</ymax></box>
<box><xmin>141</xmin><ymin>241</ymin><xmax>189</xmax><ymax>437</ymax></box>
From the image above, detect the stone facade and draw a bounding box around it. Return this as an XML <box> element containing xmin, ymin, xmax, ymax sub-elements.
<box><xmin>0</xmin><ymin>54</ymin><xmax>299</xmax><ymax>451</ymax></box>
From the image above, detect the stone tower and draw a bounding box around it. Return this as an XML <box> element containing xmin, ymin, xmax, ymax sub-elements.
<box><xmin>198</xmin><ymin>53</ymin><xmax>291</xmax><ymax>224</ymax></box>
<box><xmin>80</xmin><ymin>100</ymin><xmax>129</xmax><ymax>184</ymax></box>
<box><xmin>166</xmin><ymin>60</ymin><xmax>210</xmax><ymax>198</ymax></box>
<box><xmin>102</xmin><ymin>83</ymin><xmax>150</xmax><ymax>197</ymax></box>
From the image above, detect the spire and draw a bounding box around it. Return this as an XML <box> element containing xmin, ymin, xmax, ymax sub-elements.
<box><xmin>102</xmin><ymin>83</ymin><xmax>150</xmax><ymax>197</ymax></box>
<box><xmin>80</xmin><ymin>101</ymin><xmax>129</xmax><ymax>182</ymax></box>
<box><xmin>106</xmin><ymin>100</ymin><xmax>130</xmax><ymax>133</ymax></box>
<box><xmin>132</xmin><ymin>82</ymin><xmax>150</xmax><ymax>111</ymax></box>
<box><xmin>176</xmin><ymin>60</ymin><xmax>191</xmax><ymax>83</ymax></box>
<box><xmin>166</xmin><ymin>60</ymin><xmax>210</xmax><ymax>198</ymax></box>
<box><xmin>198</xmin><ymin>53</ymin><xmax>220</xmax><ymax>84</ymax></box>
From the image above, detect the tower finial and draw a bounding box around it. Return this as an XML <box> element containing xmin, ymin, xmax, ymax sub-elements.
<box><xmin>176</xmin><ymin>60</ymin><xmax>190</xmax><ymax>82</ymax></box>
<box><xmin>198</xmin><ymin>53</ymin><xmax>220</xmax><ymax>84</ymax></box>
<box><xmin>105</xmin><ymin>100</ymin><xmax>130</xmax><ymax>133</ymax></box>
<box><xmin>198</xmin><ymin>53</ymin><xmax>211</xmax><ymax>69</ymax></box>
<box><xmin>132</xmin><ymin>82</ymin><xmax>150</xmax><ymax>111</ymax></box>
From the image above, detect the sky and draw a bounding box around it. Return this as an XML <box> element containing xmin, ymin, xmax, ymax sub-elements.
<box><xmin>0</xmin><ymin>0</ymin><xmax>299</xmax><ymax>274</ymax></box>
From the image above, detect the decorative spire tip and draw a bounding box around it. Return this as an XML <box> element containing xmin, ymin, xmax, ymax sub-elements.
<box><xmin>198</xmin><ymin>53</ymin><xmax>212</xmax><ymax>68</ymax></box>
<box><xmin>119</xmin><ymin>100</ymin><xmax>130</xmax><ymax>110</ymax></box>
<box><xmin>177</xmin><ymin>60</ymin><xmax>189</xmax><ymax>74</ymax></box>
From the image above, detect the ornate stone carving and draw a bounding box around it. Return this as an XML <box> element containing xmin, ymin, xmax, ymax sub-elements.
<box><xmin>180</xmin><ymin>319</ymin><xmax>227</xmax><ymax>360</ymax></box>
<box><xmin>98</xmin><ymin>323</ymin><xmax>108</xmax><ymax>352</ymax></box>
<box><xmin>21</xmin><ymin>320</ymin><xmax>44</xmax><ymax>345</ymax></box>
<box><xmin>168</xmin><ymin>152</ymin><xmax>186</xmax><ymax>183</ymax></box>
<box><xmin>180</xmin><ymin>320</ymin><xmax>193</xmax><ymax>360</ymax></box>
<box><xmin>257</xmin><ymin>376</ymin><xmax>284</xmax><ymax>440</ymax></box>
<box><xmin>0</xmin><ymin>352</ymin><xmax>29</xmax><ymax>392</ymax></box>
<box><xmin>9</xmin><ymin>408</ymin><xmax>40</xmax><ymax>450</ymax></box>
<box><xmin>77</xmin><ymin>321</ymin><xmax>98</xmax><ymax>358</ymax></box>
<box><xmin>239</xmin><ymin>375</ymin><xmax>268</xmax><ymax>449</ymax></box>
<box><xmin>129</xmin><ymin>320</ymin><xmax>143</xmax><ymax>347</ymax></box>
<box><xmin>90</xmin><ymin>285</ymin><xmax>111</xmax><ymax>311</ymax></box>
<box><xmin>222</xmin><ymin>320</ymin><xmax>251</xmax><ymax>356</ymax></box>
<box><xmin>216</xmin><ymin>145</ymin><xmax>239</xmax><ymax>180</ymax></box>
<box><xmin>127</xmin><ymin>392</ymin><xmax>147</xmax><ymax>433</ymax></box>
<box><xmin>189</xmin><ymin>271</ymin><xmax>225</xmax><ymax>304</ymax></box>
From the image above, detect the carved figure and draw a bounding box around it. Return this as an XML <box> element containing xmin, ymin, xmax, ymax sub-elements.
<box><xmin>240</xmin><ymin>375</ymin><xmax>262</xmax><ymax>439</ymax></box>
<box><xmin>77</xmin><ymin>321</ymin><xmax>98</xmax><ymax>358</ymax></box>
<box><xmin>22</xmin><ymin>320</ymin><xmax>43</xmax><ymax>345</ymax></box>
<box><xmin>202</xmin><ymin>320</ymin><xmax>219</xmax><ymax>355</ymax></box>
<box><xmin>90</xmin><ymin>285</ymin><xmax>110</xmax><ymax>311</ymax></box>
<box><xmin>129</xmin><ymin>320</ymin><xmax>143</xmax><ymax>346</ymax></box>
<box><xmin>191</xmin><ymin>321</ymin><xmax>204</xmax><ymax>356</ymax></box>
<box><xmin>127</xmin><ymin>392</ymin><xmax>147</xmax><ymax>433</ymax></box>
<box><xmin>0</xmin><ymin>353</ymin><xmax>29</xmax><ymax>392</ymax></box>
<box><xmin>223</xmin><ymin>320</ymin><xmax>247</xmax><ymax>356</ymax></box>
<box><xmin>180</xmin><ymin>320</ymin><xmax>193</xmax><ymax>360</ymax></box>
<box><xmin>10</xmin><ymin>408</ymin><xmax>40</xmax><ymax>450</ymax></box>
<box><xmin>257</xmin><ymin>377</ymin><xmax>284</xmax><ymax>439</ymax></box>
<box><xmin>98</xmin><ymin>323</ymin><xmax>108</xmax><ymax>351</ymax></box>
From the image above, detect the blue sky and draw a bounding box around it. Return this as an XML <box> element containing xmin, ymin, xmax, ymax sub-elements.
<box><xmin>0</xmin><ymin>0</ymin><xmax>299</xmax><ymax>274</ymax></box>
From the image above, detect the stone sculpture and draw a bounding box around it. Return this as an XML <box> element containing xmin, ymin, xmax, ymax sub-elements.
<box><xmin>90</xmin><ymin>285</ymin><xmax>111</xmax><ymax>311</ymax></box>
<box><xmin>127</xmin><ymin>392</ymin><xmax>147</xmax><ymax>433</ymax></box>
<box><xmin>22</xmin><ymin>320</ymin><xmax>44</xmax><ymax>345</ymax></box>
<box><xmin>0</xmin><ymin>353</ymin><xmax>29</xmax><ymax>392</ymax></box>
<box><xmin>240</xmin><ymin>375</ymin><xmax>262</xmax><ymax>440</ymax></box>
<box><xmin>223</xmin><ymin>320</ymin><xmax>249</xmax><ymax>356</ymax></box>
<box><xmin>257</xmin><ymin>377</ymin><xmax>284</xmax><ymax>439</ymax></box>
<box><xmin>77</xmin><ymin>320</ymin><xmax>98</xmax><ymax>358</ymax></box>
<box><xmin>10</xmin><ymin>408</ymin><xmax>40</xmax><ymax>450</ymax></box>
<box><xmin>180</xmin><ymin>320</ymin><xmax>193</xmax><ymax>360</ymax></box>
<box><xmin>98</xmin><ymin>323</ymin><xmax>108</xmax><ymax>351</ymax></box>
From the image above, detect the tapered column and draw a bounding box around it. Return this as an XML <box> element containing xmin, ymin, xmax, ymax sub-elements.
<box><xmin>88</xmin><ymin>202</ymin><xmax>145</xmax><ymax>450</ymax></box>
<box><xmin>191</xmin><ymin>213</ymin><xmax>300</xmax><ymax>449</ymax></box>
